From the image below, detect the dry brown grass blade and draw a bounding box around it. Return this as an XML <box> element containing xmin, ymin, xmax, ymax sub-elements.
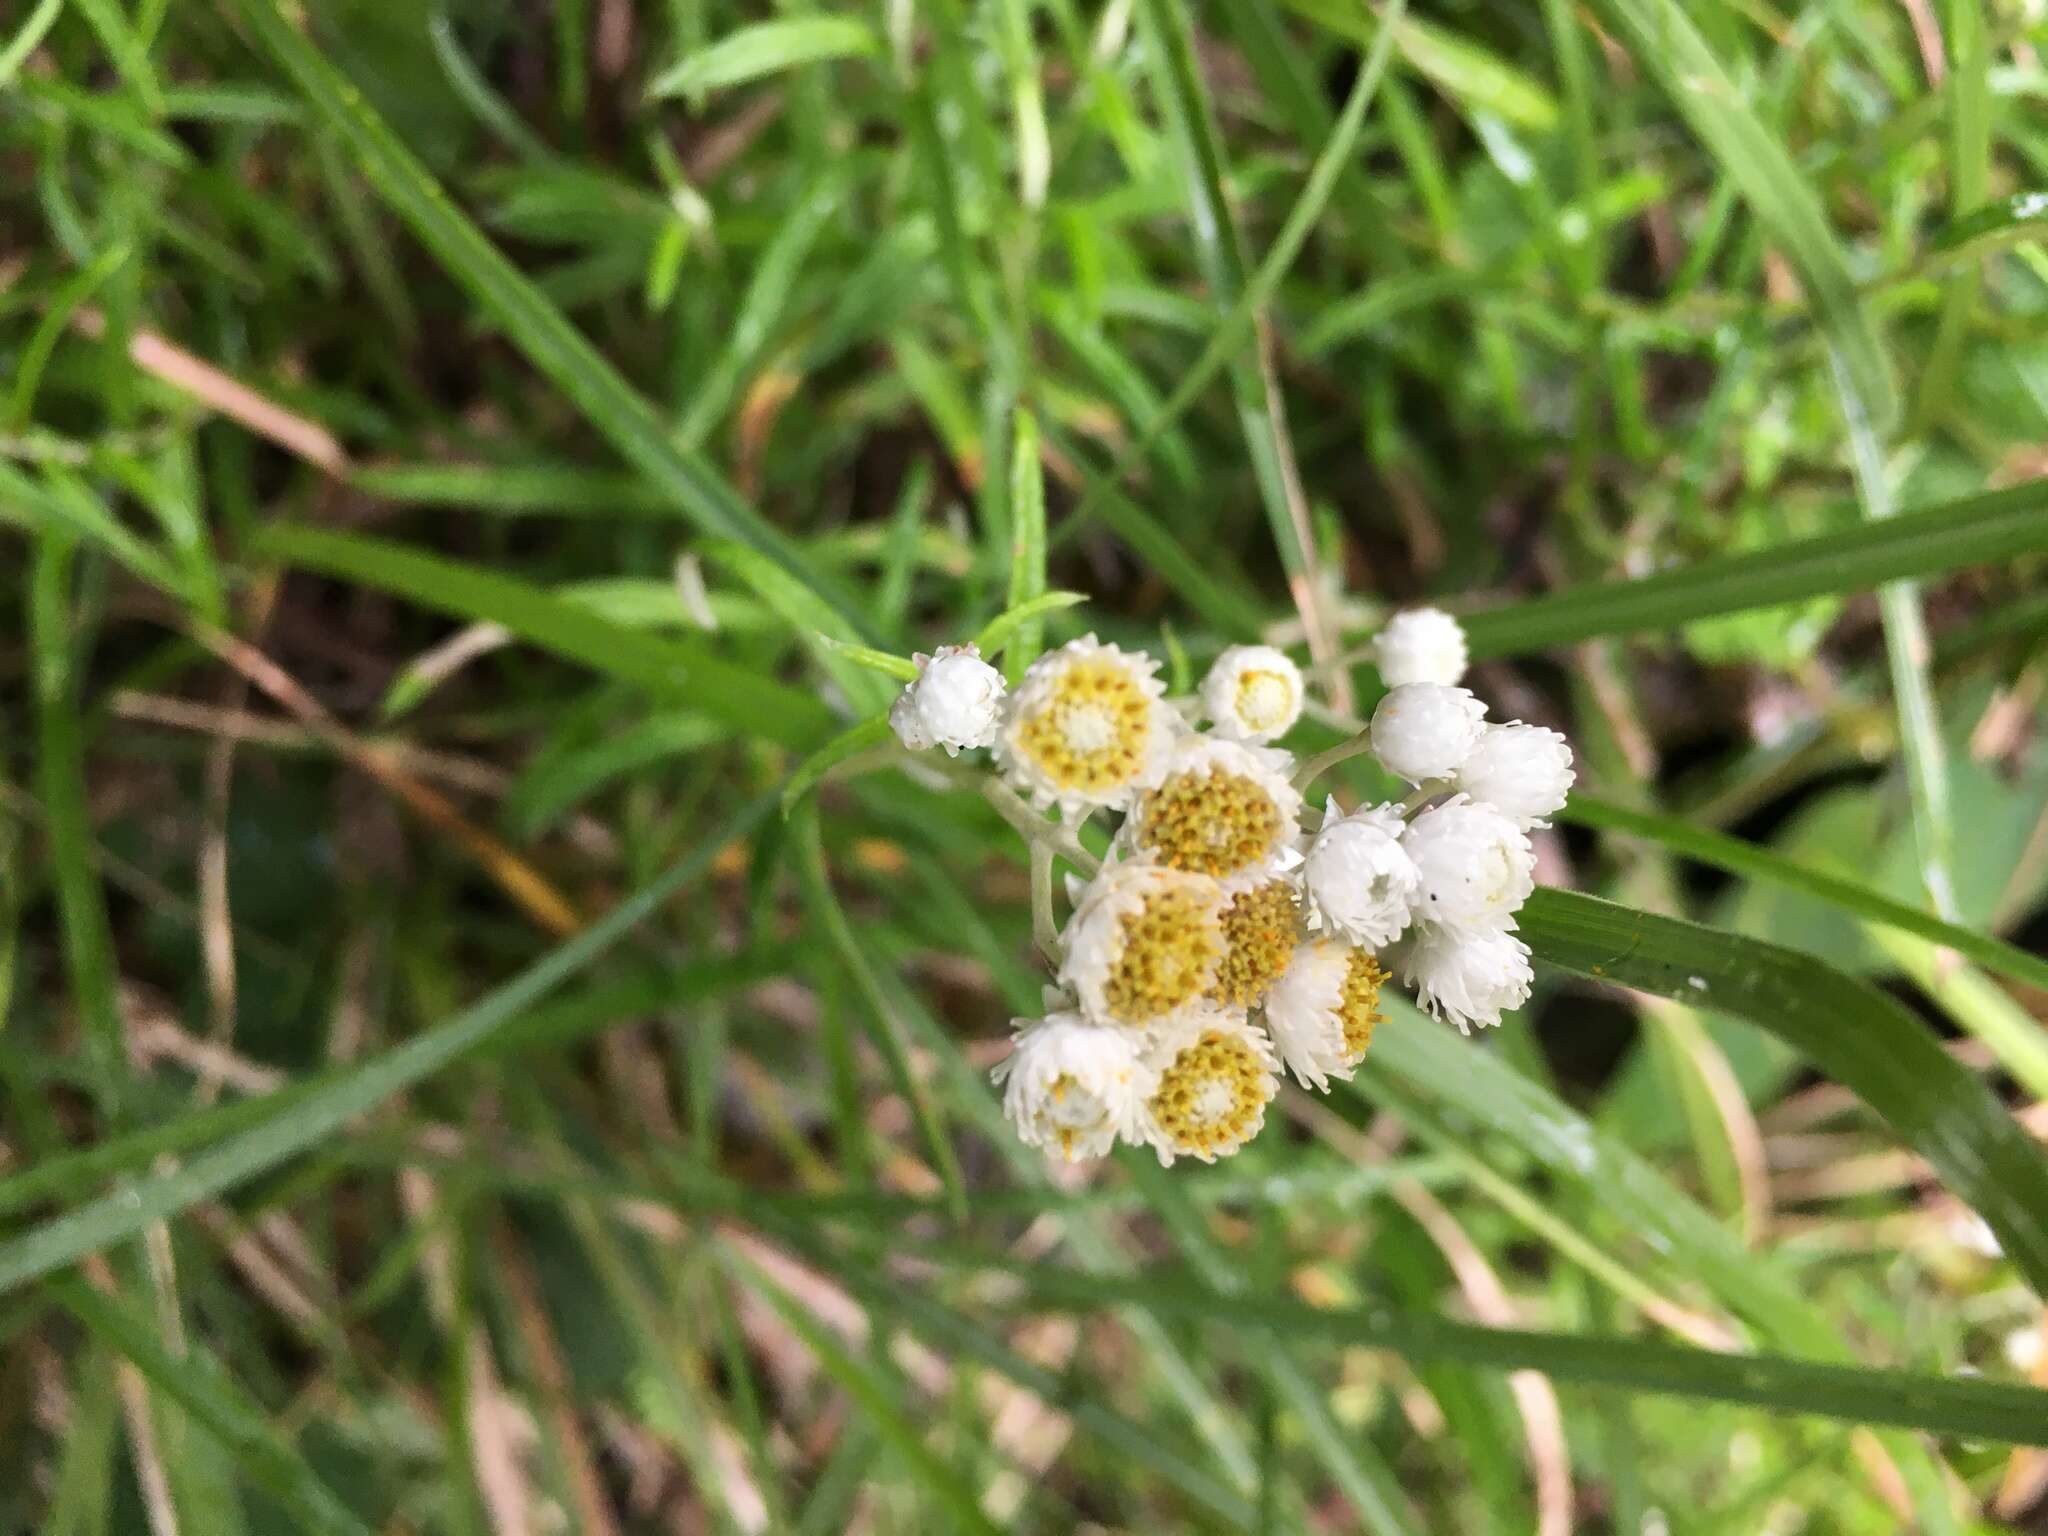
<box><xmin>73</xmin><ymin>309</ymin><xmax>348</xmax><ymax>474</ymax></box>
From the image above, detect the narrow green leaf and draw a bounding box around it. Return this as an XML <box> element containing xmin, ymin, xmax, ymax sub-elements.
<box><xmin>244</xmin><ymin>523</ymin><xmax>834</xmax><ymax>746</ymax></box>
<box><xmin>31</xmin><ymin>532</ymin><xmax>124</xmax><ymax>1112</ymax></box>
<box><xmin>1008</xmin><ymin>1269</ymin><xmax>2048</xmax><ymax>1444</ymax></box>
<box><xmin>0</xmin><ymin>796</ymin><xmax>774</xmax><ymax>1295</ymax></box>
<box><xmin>1562</xmin><ymin>793</ymin><xmax>2048</xmax><ymax>995</ymax></box>
<box><xmin>1523</xmin><ymin>888</ymin><xmax>2048</xmax><ymax>1302</ymax></box>
<box><xmin>972</xmin><ymin>590</ymin><xmax>1086</xmax><ymax>659</ymax></box>
<box><xmin>218</xmin><ymin>0</ymin><xmax>874</xmax><ymax>639</ymax></box>
<box><xmin>698</xmin><ymin>536</ymin><xmax>890</xmax><ymax>713</ymax></box>
<box><xmin>780</xmin><ymin>715</ymin><xmax>894</xmax><ymax>816</ymax></box>
<box><xmin>1459</xmin><ymin>480</ymin><xmax>2048</xmax><ymax>657</ymax></box>
<box><xmin>1003</xmin><ymin>409</ymin><xmax>1047</xmax><ymax>677</ymax></box>
<box><xmin>720</xmin><ymin>1241</ymin><xmax>1003</xmax><ymax>1535</ymax></box>
<box><xmin>50</xmin><ymin>1276</ymin><xmax>372</xmax><ymax>1536</ymax></box>
<box><xmin>1587</xmin><ymin>0</ymin><xmax>1895</xmax><ymax>427</ymax></box>
<box><xmin>810</xmin><ymin>635</ymin><xmax>920</xmax><ymax>682</ymax></box>
<box><xmin>647</xmin><ymin>17</ymin><xmax>879</xmax><ymax>102</ymax></box>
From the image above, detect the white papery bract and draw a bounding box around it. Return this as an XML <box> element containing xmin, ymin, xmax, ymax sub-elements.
<box><xmin>1301</xmin><ymin>798</ymin><xmax>1418</xmax><ymax>948</ymax></box>
<box><xmin>1140</xmin><ymin>1006</ymin><xmax>1279</xmax><ymax>1165</ymax></box>
<box><xmin>889</xmin><ymin>644</ymin><xmax>1005</xmax><ymax>756</ymax></box>
<box><xmin>994</xmin><ymin>1012</ymin><xmax>1154</xmax><ymax>1160</ymax></box>
<box><xmin>1059</xmin><ymin>862</ymin><xmax>1226</xmax><ymax>1029</ymax></box>
<box><xmin>1200</xmin><ymin>644</ymin><xmax>1304</xmax><ymax>743</ymax></box>
<box><xmin>1123</xmin><ymin>735</ymin><xmax>1303</xmax><ymax>890</ymax></box>
<box><xmin>1404</xmin><ymin>921</ymin><xmax>1533</xmax><ymax>1033</ymax></box>
<box><xmin>1263</xmin><ymin>937</ymin><xmax>1386</xmax><ymax>1090</ymax></box>
<box><xmin>995</xmin><ymin>635</ymin><xmax>1178</xmax><ymax>814</ymax></box>
<box><xmin>1370</xmin><ymin>683</ymin><xmax>1487</xmax><ymax>784</ymax></box>
<box><xmin>1401</xmin><ymin>794</ymin><xmax>1534</xmax><ymax>929</ymax></box>
<box><xmin>1373</xmin><ymin>606</ymin><xmax>1468</xmax><ymax>688</ymax></box>
<box><xmin>1456</xmin><ymin>721</ymin><xmax>1576</xmax><ymax>827</ymax></box>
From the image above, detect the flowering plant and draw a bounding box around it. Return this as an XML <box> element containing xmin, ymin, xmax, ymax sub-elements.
<box><xmin>879</xmin><ymin>609</ymin><xmax>1574</xmax><ymax>1165</ymax></box>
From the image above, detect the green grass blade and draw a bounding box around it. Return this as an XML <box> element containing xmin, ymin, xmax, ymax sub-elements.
<box><xmin>1459</xmin><ymin>479</ymin><xmax>2048</xmax><ymax>657</ymax></box>
<box><xmin>781</xmin><ymin>715</ymin><xmax>893</xmax><ymax>816</ymax></box>
<box><xmin>1522</xmin><ymin>888</ymin><xmax>2048</xmax><ymax>1302</ymax></box>
<box><xmin>1008</xmin><ymin>1270</ymin><xmax>2048</xmax><ymax>1444</ymax></box>
<box><xmin>647</xmin><ymin>17</ymin><xmax>879</xmax><ymax>102</ymax></box>
<box><xmin>49</xmin><ymin>1276</ymin><xmax>372</xmax><ymax>1536</ymax></box>
<box><xmin>1588</xmin><ymin>0</ymin><xmax>1895</xmax><ymax>427</ymax></box>
<box><xmin>0</xmin><ymin>795</ymin><xmax>774</xmax><ymax>1295</ymax></box>
<box><xmin>1561</xmin><ymin>793</ymin><xmax>2048</xmax><ymax>994</ymax></box>
<box><xmin>217</xmin><ymin>0</ymin><xmax>874</xmax><ymax>639</ymax></box>
<box><xmin>1002</xmin><ymin>408</ymin><xmax>1047</xmax><ymax>678</ymax></box>
<box><xmin>244</xmin><ymin>523</ymin><xmax>834</xmax><ymax>745</ymax></box>
<box><xmin>719</xmin><ymin>1241</ymin><xmax>1002</xmax><ymax>1535</ymax></box>
<box><xmin>30</xmin><ymin>531</ymin><xmax>125</xmax><ymax>1111</ymax></box>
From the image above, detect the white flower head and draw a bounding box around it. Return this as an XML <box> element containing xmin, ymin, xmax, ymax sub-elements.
<box><xmin>889</xmin><ymin>644</ymin><xmax>1005</xmax><ymax>756</ymax></box>
<box><xmin>1263</xmin><ymin>937</ymin><xmax>1388</xmax><ymax>1091</ymax></box>
<box><xmin>1302</xmin><ymin>798</ymin><xmax>1419</xmax><ymax>948</ymax></box>
<box><xmin>995</xmin><ymin>635</ymin><xmax>1178</xmax><ymax>814</ymax></box>
<box><xmin>994</xmin><ymin>1012</ymin><xmax>1155</xmax><ymax>1161</ymax></box>
<box><xmin>1370</xmin><ymin>683</ymin><xmax>1488</xmax><ymax>784</ymax></box>
<box><xmin>1209</xmin><ymin>878</ymin><xmax>1303</xmax><ymax>1009</ymax></box>
<box><xmin>1124</xmin><ymin>735</ymin><xmax>1303</xmax><ymax>890</ymax></box>
<box><xmin>1140</xmin><ymin>1006</ymin><xmax>1279</xmax><ymax>1165</ymax></box>
<box><xmin>1456</xmin><ymin>721</ymin><xmax>1575</xmax><ymax>828</ymax></box>
<box><xmin>1404</xmin><ymin>921</ymin><xmax>1533</xmax><ymax>1033</ymax></box>
<box><xmin>1059</xmin><ymin>863</ymin><xmax>1226</xmax><ymax>1030</ymax></box>
<box><xmin>1401</xmin><ymin>793</ymin><xmax>1535</xmax><ymax>930</ymax></box>
<box><xmin>1373</xmin><ymin>606</ymin><xmax>1468</xmax><ymax>688</ymax></box>
<box><xmin>1200</xmin><ymin>644</ymin><xmax>1304</xmax><ymax>742</ymax></box>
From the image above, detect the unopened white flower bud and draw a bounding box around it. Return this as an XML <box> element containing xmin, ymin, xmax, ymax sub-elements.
<box><xmin>1370</xmin><ymin>683</ymin><xmax>1486</xmax><ymax>784</ymax></box>
<box><xmin>1301</xmin><ymin>799</ymin><xmax>1418</xmax><ymax>948</ymax></box>
<box><xmin>1373</xmin><ymin>607</ymin><xmax>1468</xmax><ymax>687</ymax></box>
<box><xmin>890</xmin><ymin>644</ymin><xmax>1005</xmax><ymax>756</ymax></box>
<box><xmin>1456</xmin><ymin>721</ymin><xmax>1575</xmax><ymax>827</ymax></box>
<box><xmin>1401</xmin><ymin>794</ymin><xmax>1534</xmax><ymax>929</ymax></box>
<box><xmin>1404</xmin><ymin>921</ymin><xmax>1533</xmax><ymax>1033</ymax></box>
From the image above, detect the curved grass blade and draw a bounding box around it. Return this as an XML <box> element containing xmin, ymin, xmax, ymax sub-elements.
<box><xmin>1457</xmin><ymin>479</ymin><xmax>2048</xmax><ymax>658</ymax></box>
<box><xmin>1587</xmin><ymin>0</ymin><xmax>1894</xmax><ymax>428</ymax></box>
<box><xmin>781</xmin><ymin>715</ymin><xmax>894</xmax><ymax>816</ymax></box>
<box><xmin>972</xmin><ymin>590</ymin><xmax>1086</xmax><ymax>659</ymax></box>
<box><xmin>1002</xmin><ymin>409</ymin><xmax>1047</xmax><ymax>677</ymax></box>
<box><xmin>246</xmin><ymin>523</ymin><xmax>833</xmax><ymax>746</ymax></box>
<box><xmin>1561</xmin><ymin>793</ymin><xmax>2048</xmax><ymax>995</ymax></box>
<box><xmin>50</xmin><ymin>1275</ymin><xmax>373</xmax><ymax>1535</ymax></box>
<box><xmin>647</xmin><ymin>17</ymin><xmax>879</xmax><ymax>103</ymax></box>
<box><xmin>0</xmin><ymin>796</ymin><xmax>775</xmax><ymax>1295</ymax></box>
<box><xmin>218</xmin><ymin>0</ymin><xmax>874</xmax><ymax>640</ymax></box>
<box><xmin>698</xmin><ymin>537</ymin><xmax>890</xmax><ymax>714</ymax></box>
<box><xmin>1521</xmin><ymin>888</ymin><xmax>2048</xmax><ymax>1302</ymax></box>
<box><xmin>1007</xmin><ymin>1269</ymin><xmax>2048</xmax><ymax>1445</ymax></box>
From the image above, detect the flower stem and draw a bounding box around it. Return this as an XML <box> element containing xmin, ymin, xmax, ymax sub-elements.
<box><xmin>1290</xmin><ymin>730</ymin><xmax>1374</xmax><ymax>793</ymax></box>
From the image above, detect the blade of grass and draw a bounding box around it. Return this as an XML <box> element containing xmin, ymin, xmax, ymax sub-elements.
<box><xmin>789</xmin><ymin>802</ymin><xmax>966</xmax><ymax>1219</ymax></box>
<box><xmin>1587</xmin><ymin>0</ymin><xmax>1895</xmax><ymax>428</ymax></box>
<box><xmin>1006</xmin><ymin>1269</ymin><xmax>2048</xmax><ymax>1444</ymax></box>
<box><xmin>1454</xmin><ymin>479</ymin><xmax>2048</xmax><ymax>658</ymax></box>
<box><xmin>1522</xmin><ymin>888</ymin><xmax>2048</xmax><ymax>1302</ymax></box>
<box><xmin>1561</xmin><ymin>792</ymin><xmax>2048</xmax><ymax>994</ymax></box>
<box><xmin>1002</xmin><ymin>408</ymin><xmax>1047</xmax><ymax>679</ymax></box>
<box><xmin>0</xmin><ymin>795</ymin><xmax>774</xmax><ymax>1295</ymax></box>
<box><xmin>50</xmin><ymin>1274</ymin><xmax>372</xmax><ymax>1535</ymax></box>
<box><xmin>31</xmin><ymin>530</ymin><xmax>125</xmax><ymax>1113</ymax></box>
<box><xmin>217</xmin><ymin>0</ymin><xmax>875</xmax><ymax>639</ymax></box>
<box><xmin>647</xmin><ymin>16</ymin><xmax>879</xmax><ymax>103</ymax></box>
<box><xmin>243</xmin><ymin>523</ymin><xmax>834</xmax><ymax>746</ymax></box>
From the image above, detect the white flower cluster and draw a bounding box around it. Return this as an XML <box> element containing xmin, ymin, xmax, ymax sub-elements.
<box><xmin>885</xmin><ymin>609</ymin><xmax>1573</xmax><ymax>1166</ymax></box>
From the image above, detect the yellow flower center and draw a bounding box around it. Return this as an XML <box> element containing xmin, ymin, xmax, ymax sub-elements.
<box><xmin>1012</xmin><ymin>657</ymin><xmax>1157</xmax><ymax>795</ymax></box>
<box><xmin>1101</xmin><ymin>883</ymin><xmax>1222</xmax><ymax>1024</ymax></box>
<box><xmin>1150</xmin><ymin>1029</ymin><xmax>1273</xmax><ymax>1159</ymax></box>
<box><xmin>1234</xmin><ymin>669</ymin><xmax>1296</xmax><ymax>734</ymax></box>
<box><xmin>1209</xmin><ymin>880</ymin><xmax>1301</xmax><ymax>1007</ymax></box>
<box><xmin>1338</xmin><ymin>949</ymin><xmax>1387</xmax><ymax>1061</ymax></box>
<box><xmin>1135</xmin><ymin>767</ymin><xmax>1286</xmax><ymax>879</ymax></box>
